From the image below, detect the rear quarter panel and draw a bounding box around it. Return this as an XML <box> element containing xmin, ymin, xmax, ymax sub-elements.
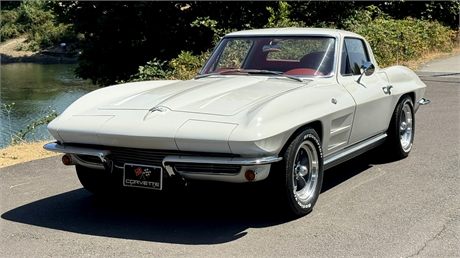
<box><xmin>382</xmin><ymin>66</ymin><xmax>427</xmax><ymax>112</ymax></box>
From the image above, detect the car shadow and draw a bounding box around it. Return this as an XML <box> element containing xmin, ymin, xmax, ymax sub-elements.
<box><xmin>2</xmin><ymin>151</ymin><xmax>386</xmax><ymax>244</ymax></box>
<box><xmin>1</xmin><ymin>184</ymin><xmax>290</xmax><ymax>244</ymax></box>
<box><xmin>321</xmin><ymin>148</ymin><xmax>397</xmax><ymax>193</ymax></box>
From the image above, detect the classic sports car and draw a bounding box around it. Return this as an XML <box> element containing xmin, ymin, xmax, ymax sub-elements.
<box><xmin>44</xmin><ymin>28</ymin><xmax>430</xmax><ymax>217</ymax></box>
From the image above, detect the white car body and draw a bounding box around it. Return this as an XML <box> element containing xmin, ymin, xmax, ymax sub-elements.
<box><xmin>44</xmin><ymin>28</ymin><xmax>429</xmax><ymax>215</ymax></box>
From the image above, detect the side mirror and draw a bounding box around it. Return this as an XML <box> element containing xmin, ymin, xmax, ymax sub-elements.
<box><xmin>356</xmin><ymin>61</ymin><xmax>375</xmax><ymax>85</ymax></box>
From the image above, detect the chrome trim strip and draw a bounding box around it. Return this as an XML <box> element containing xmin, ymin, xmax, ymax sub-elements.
<box><xmin>162</xmin><ymin>155</ymin><xmax>282</xmax><ymax>167</ymax></box>
<box><xmin>44</xmin><ymin>142</ymin><xmax>110</xmax><ymax>156</ymax></box>
<box><xmin>330</xmin><ymin>125</ymin><xmax>351</xmax><ymax>136</ymax></box>
<box><xmin>43</xmin><ymin>142</ymin><xmax>113</xmax><ymax>172</ymax></box>
<box><xmin>324</xmin><ymin>133</ymin><xmax>387</xmax><ymax>166</ymax></box>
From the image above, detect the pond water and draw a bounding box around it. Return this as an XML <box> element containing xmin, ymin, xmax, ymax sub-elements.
<box><xmin>0</xmin><ymin>63</ymin><xmax>100</xmax><ymax>148</ymax></box>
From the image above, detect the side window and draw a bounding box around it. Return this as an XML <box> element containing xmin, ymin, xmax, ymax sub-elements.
<box><xmin>341</xmin><ymin>38</ymin><xmax>370</xmax><ymax>76</ymax></box>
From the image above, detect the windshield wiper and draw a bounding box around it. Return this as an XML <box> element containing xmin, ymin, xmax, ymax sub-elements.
<box><xmin>194</xmin><ymin>69</ymin><xmax>304</xmax><ymax>82</ymax></box>
<box><xmin>243</xmin><ymin>69</ymin><xmax>304</xmax><ymax>82</ymax></box>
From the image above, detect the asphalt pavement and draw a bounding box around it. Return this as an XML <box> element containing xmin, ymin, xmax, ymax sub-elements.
<box><xmin>0</xmin><ymin>54</ymin><xmax>459</xmax><ymax>257</ymax></box>
<box><xmin>416</xmin><ymin>53</ymin><xmax>460</xmax><ymax>77</ymax></box>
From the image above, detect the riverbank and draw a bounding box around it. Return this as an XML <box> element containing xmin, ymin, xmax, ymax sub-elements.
<box><xmin>0</xmin><ymin>37</ymin><xmax>79</xmax><ymax>64</ymax></box>
<box><xmin>1</xmin><ymin>141</ymin><xmax>59</xmax><ymax>168</ymax></box>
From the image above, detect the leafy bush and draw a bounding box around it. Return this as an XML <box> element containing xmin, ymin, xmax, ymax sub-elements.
<box><xmin>265</xmin><ymin>1</ymin><xmax>305</xmax><ymax>28</ymax></box>
<box><xmin>341</xmin><ymin>5</ymin><xmax>456</xmax><ymax>67</ymax></box>
<box><xmin>0</xmin><ymin>0</ymin><xmax>76</xmax><ymax>49</ymax></box>
<box><xmin>1</xmin><ymin>103</ymin><xmax>58</xmax><ymax>146</ymax></box>
<box><xmin>120</xmin><ymin>59</ymin><xmax>172</xmax><ymax>83</ymax></box>
<box><xmin>168</xmin><ymin>51</ymin><xmax>211</xmax><ymax>80</ymax></box>
<box><xmin>0</xmin><ymin>10</ymin><xmax>25</xmax><ymax>40</ymax></box>
<box><xmin>123</xmin><ymin>2</ymin><xmax>458</xmax><ymax>83</ymax></box>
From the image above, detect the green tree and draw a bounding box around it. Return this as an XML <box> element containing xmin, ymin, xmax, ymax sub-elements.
<box><xmin>52</xmin><ymin>0</ymin><xmax>459</xmax><ymax>86</ymax></box>
<box><xmin>53</xmin><ymin>1</ymin><xmax>278</xmax><ymax>86</ymax></box>
<box><xmin>1</xmin><ymin>0</ymin><xmax>75</xmax><ymax>48</ymax></box>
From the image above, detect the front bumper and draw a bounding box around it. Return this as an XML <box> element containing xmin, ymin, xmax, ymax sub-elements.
<box><xmin>44</xmin><ymin>142</ymin><xmax>282</xmax><ymax>183</ymax></box>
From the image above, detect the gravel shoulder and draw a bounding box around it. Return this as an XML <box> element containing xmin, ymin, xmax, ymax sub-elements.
<box><xmin>0</xmin><ymin>141</ymin><xmax>59</xmax><ymax>168</ymax></box>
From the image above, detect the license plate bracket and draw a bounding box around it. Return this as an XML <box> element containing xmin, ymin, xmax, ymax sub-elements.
<box><xmin>123</xmin><ymin>163</ymin><xmax>163</xmax><ymax>190</ymax></box>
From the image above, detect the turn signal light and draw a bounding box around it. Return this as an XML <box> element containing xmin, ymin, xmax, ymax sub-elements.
<box><xmin>62</xmin><ymin>155</ymin><xmax>72</xmax><ymax>165</ymax></box>
<box><xmin>245</xmin><ymin>170</ymin><xmax>256</xmax><ymax>181</ymax></box>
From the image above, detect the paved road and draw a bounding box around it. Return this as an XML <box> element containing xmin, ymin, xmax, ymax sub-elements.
<box><xmin>417</xmin><ymin>54</ymin><xmax>460</xmax><ymax>77</ymax></box>
<box><xmin>1</xmin><ymin>68</ymin><xmax>459</xmax><ymax>257</ymax></box>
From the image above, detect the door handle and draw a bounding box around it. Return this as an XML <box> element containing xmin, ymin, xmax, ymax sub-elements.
<box><xmin>382</xmin><ymin>85</ymin><xmax>393</xmax><ymax>95</ymax></box>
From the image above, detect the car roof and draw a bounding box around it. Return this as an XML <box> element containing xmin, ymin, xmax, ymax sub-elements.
<box><xmin>225</xmin><ymin>27</ymin><xmax>363</xmax><ymax>38</ymax></box>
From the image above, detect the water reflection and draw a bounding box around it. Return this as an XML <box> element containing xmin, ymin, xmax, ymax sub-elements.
<box><xmin>1</xmin><ymin>63</ymin><xmax>99</xmax><ymax>148</ymax></box>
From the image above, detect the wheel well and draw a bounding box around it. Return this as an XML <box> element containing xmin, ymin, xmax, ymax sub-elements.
<box><xmin>279</xmin><ymin>121</ymin><xmax>323</xmax><ymax>156</ymax></box>
<box><xmin>405</xmin><ymin>92</ymin><xmax>415</xmax><ymax>104</ymax></box>
<box><xmin>394</xmin><ymin>92</ymin><xmax>415</xmax><ymax>114</ymax></box>
<box><xmin>383</xmin><ymin>92</ymin><xmax>415</xmax><ymax>133</ymax></box>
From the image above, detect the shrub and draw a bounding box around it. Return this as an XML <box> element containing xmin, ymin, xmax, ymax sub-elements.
<box><xmin>0</xmin><ymin>10</ymin><xmax>25</xmax><ymax>41</ymax></box>
<box><xmin>265</xmin><ymin>1</ymin><xmax>306</xmax><ymax>28</ymax></box>
<box><xmin>122</xmin><ymin>58</ymin><xmax>172</xmax><ymax>83</ymax></box>
<box><xmin>341</xmin><ymin>5</ymin><xmax>456</xmax><ymax>67</ymax></box>
<box><xmin>0</xmin><ymin>0</ymin><xmax>76</xmax><ymax>49</ymax></box>
<box><xmin>124</xmin><ymin>2</ymin><xmax>458</xmax><ymax>83</ymax></box>
<box><xmin>168</xmin><ymin>51</ymin><xmax>211</xmax><ymax>80</ymax></box>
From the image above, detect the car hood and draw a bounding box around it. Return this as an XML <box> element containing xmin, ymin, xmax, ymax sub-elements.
<box><xmin>99</xmin><ymin>76</ymin><xmax>306</xmax><ymax>116</ymax></box>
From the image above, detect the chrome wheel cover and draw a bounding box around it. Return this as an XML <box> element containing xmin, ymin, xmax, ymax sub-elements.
<box><xmin>292</xmin><ymin>141</ymin><xmax>319</xmax><ymax>204</ymax></box>
<box><xmin>399</xmin><ymin>101</ymin><xmax>413</xmax><ymax>152</ymax></box>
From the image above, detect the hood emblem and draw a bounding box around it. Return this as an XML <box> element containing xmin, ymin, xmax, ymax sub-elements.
<box><xmin>149</xmin><ymin>106</ymin><xmax>169</xmax><ymax>113</ymax></box>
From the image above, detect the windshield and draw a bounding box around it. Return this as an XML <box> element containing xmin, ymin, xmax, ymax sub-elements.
<box><xmin>200</xmin><ymin>36</ymin><xmax>336</xmax><ymax>77</ymax></box>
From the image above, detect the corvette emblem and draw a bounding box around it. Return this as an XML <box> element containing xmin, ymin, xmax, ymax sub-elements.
<box><xmin>149</xmin><ymin>106</ymin><xmax>168</xmax><ymax>113</ymax></box>
<box><xmin>133</xmin><ymin>167</ymin><xmax>152</xmax><ymax>180</ymax></box>
<box><xmin>134</xmin><ymin>167</ymin><xmax>143</xmax><ymax>177</ymax></box>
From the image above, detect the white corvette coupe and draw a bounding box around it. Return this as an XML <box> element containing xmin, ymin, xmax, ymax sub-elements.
<box><xmin>44</xmin><ymin>28</ymin><xmax>430</xmax><ymax>217</ymax></box>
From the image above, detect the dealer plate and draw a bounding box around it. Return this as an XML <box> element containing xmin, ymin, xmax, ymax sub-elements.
<box><xmin>123</xmin><ymin>163</ymin><xmax>163</xmax><ymax>190</ymax></box>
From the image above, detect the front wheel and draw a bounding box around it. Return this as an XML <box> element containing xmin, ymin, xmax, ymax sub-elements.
<box><xmin>282</xmin><ymin>128</ymin><xmax>324</xmax><ymax>217</ymax></box>
<box><xmin>76</xmin><ymin>165</ymin><xmax>115</xmax><ymax>194</ymax></box>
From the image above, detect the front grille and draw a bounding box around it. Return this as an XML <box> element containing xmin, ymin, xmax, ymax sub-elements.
<box><xmin>173</xmin><ymin>163</ymin><xmax>241</xmax><ymax>174</ymax></box>
<box><xmin>72</xmin><ymin>144</ymin><xmax>239</xmax><ymax>168</ymax></box>
<box><xmin>109</xmin><ymin>148</ymin><xmax>178</xmax><ymax>166</ymax></box>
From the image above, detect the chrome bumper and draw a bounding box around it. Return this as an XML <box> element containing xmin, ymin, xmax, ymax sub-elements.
<box><xmin>418</xmin><ymin>98</ymin><xmax>430</xmax><ymax>105</ymax></box>
<box><xmin>43</xmin><ymin>142</ymin><xmax>282</xmax><ymax>183</ymax></box>
<box><xmin>415</xmin><ymin>97</ymin><xmax>430</xmax><ymax>112</ymax></box>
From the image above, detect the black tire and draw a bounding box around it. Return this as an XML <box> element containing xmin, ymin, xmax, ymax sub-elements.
<box><xmin>385</xmin><ymin>95</ymin><xmax>415</xmax><ymax>160</ymax></box>
<box><xmin>76</xmin><ymin>165</ymin><xmax>115</xmax><ymax>194</ymax></box>
<box><xmin>280</xmin><ymin>128</ymin><xmax>324</xmax><ymax>217</ymax></box>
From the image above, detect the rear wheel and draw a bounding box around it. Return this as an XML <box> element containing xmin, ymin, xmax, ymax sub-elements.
<box><xmin>279</xmin><ymin>128</ymin><xmax>324</xmax><ymax>217</ymax></box>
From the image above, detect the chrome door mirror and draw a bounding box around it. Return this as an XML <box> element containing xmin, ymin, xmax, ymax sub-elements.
<box><xmin>356</xmin><ymin>61</ymin><xmax>375</xmax><ymax>85</ymax></box>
